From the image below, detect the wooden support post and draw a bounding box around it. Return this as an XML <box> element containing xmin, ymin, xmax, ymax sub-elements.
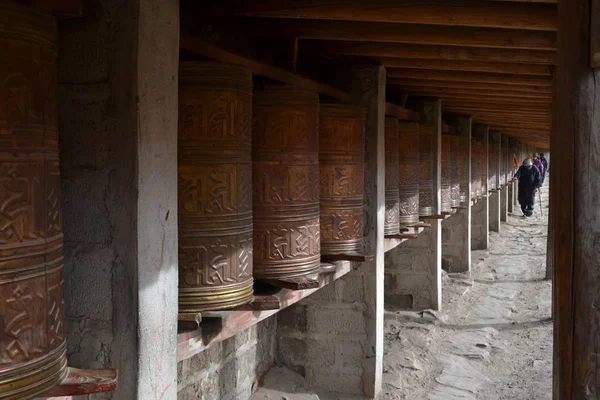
<box><xmin>471</xmin><ymin>124</ymin><xmax>489</xmax><ymax>250</ymax></box>
<box><xmin>552</xmin><ymin>1</ymin><xmax>600</xmax><ymax>397</ymax></box>
<box><xmin>500</xmin><ymin>135</ymin><xmax>509</xmax><ymax>222</ymax></box>
<box><xmin>442</xmin><ymin>115</ymin><xmax>472</xmax><ymax>273</ymax></box>
<box><xmin>488</xmin><ymin>131</ymin><xmax>502</xmax><ymax>232</ymax></box>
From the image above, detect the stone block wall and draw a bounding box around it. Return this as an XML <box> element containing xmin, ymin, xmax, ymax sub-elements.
<box><xmin>471</xmin><ymin>199</ymin><xmax>489</xmax><ymax>250</ymax></box>
<box><xmin>384</xmin><ymin>221</ymin><xmax>441</xmax><ymax>310</ymax></box>
<box><xmin>177</xmin><ymin>318</ymin><xmax>277</xmax><ymax>400</ymax></box>
<box><xmin>277</xmin><ymin>267</ymin><xmax>372</xmax><ymax>396</ymax></box>
<box><xmin>442</xmin><ymin>210</ymin><xmax>470</xmax><ymax>273</ymax></box>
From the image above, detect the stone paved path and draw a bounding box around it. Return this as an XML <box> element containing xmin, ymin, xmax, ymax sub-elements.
<box><xmin>382</xmin><ymin>182</ymin><xmax>552</xmax><ymax>400</ymax></box>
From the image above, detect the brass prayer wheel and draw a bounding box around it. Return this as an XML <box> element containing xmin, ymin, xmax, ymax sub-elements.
<box><xmin>449</xmin><ymin>135</ymin><xmax>461</xmax><ymax>208</ymax></box>
<box><xmin>384</xmin><ymin>117</ymin><xmax>400</xmax><ymax>235</ymax></box>
<box><xmin>480</xmin><ymin>142</ymin><xmax>488</xmax><ymax>195</ymax></box>
<box><xmin>252</xmin><ymin>86</ymin><xmax>321</xmax><ymax>279</ymax></box>
<box><xmin>319</xmin><ymin>104</ymin><xmax>365</xmax><ymax>254</ymax></box>
<box><xmin>459</xmin><ymin>134</ymin><xmax>470</xmax><ymax>205</ymax></box>
<box><xmin>440</xmin><ymin>134</ymin><xmax>452</xmax><ymax>213</ymax></box>
<box><xmin>397</xmin><ymin>122</ymin><xmax>420</xmax><ymax>226</ymax></box>
<box><xmin>178</xmin><ymin>62</ymin><xmax>254</xmax><ymax>312</ymax></box>
<box><xmin>419</xmin><ymin>125</ymin><xmax>435</xmax><ymax>216</ymax></box>
<box><xmin>471</xmin><ymin>139</ymin><xmax>480</xmax><ymax>200</ymax></box>
<box><xmin>0</xmin><ymin>4</ymin><xmax>68</xmax><ymax>398</ymax></box>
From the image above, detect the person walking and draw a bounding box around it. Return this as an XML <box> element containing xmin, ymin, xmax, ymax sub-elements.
<box><xmin>514</xmin><ymin>158</ymin><xmax>541</xmax><ymax>217</ymax></box>
<box><xmin>539</xmin><ymin>153</ymin><xmax>549</xmax><ymax>173</ymax></box>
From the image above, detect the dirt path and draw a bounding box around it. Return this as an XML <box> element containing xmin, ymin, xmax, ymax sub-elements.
<box><xmin>382</xmin><ymin>183</ymin><xmax>552</xmax><ymax>400</ymax></box>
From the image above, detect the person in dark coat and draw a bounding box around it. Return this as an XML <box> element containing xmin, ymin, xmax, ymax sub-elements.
<box><xmin>514</xmin><ymin>158</ymin><xmax>541</xmax><ymax>217</ymax></box>
<box><xmin>539</xmin><ymin>153</ymin><xmax>548</xmax><ymax>174</ymax></box>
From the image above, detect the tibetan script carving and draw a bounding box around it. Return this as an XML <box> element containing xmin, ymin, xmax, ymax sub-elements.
<box><xmin>178</xmin><ymin>62</ymin><xmax>254</xmax><ymax>312</ymax></box>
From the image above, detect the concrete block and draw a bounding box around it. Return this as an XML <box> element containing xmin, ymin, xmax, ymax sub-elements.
<box><xmin>336</xmin><ymin>341</ymin><xmax>365</xmax><ymax>373</ymax></box>
<box><xmin>306</xmin><ymin>369</ymin><xmax>364</xmax><ymax>395</ymax></box>
<box><xmin>278</xmin><ymin>305</ymin><xmax>308</xmax><ymax>333</ymax></box>
<box><xmin>308</xmin><ymin>281</ymin><xmax>337</xmax><ymax>302</ymax></box>
<box><xmin>278</xmin><ymin>336</ymin><xmax>307</xmax><ymax>366</ymax></box>
<box><xmin>306</xmin><ymin>338</ymin><xmax>336</xmax><ymax>367</ymax></box>
<box><xmin>308</xmin><ymin>308</ymin><xmax>366</xmax><ymax>335</ymax></box>
<box><xmin>339</xmin><ymin>275</ymin><xmax>364</xmax><ymax>303</ymax></box>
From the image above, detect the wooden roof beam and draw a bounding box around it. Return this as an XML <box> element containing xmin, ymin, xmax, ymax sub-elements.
<box><xmin>226</xmin><ymin>18</ymin><xmax>556</xmax><ymax>50</ymax></box>
<box><xmin>307</xmin><ymin>41</ymin><xmax>557</xmax><ymax>64</ymax></box>
<box><xmin>19</xmin><ymin>0</ymin><xmax>83</xmax><ymax>17</ymax></box>
<box><xmin>387</xmin><ymin>69</ymin><xmax>552</xmax><ymax>86</ymax></box>
<box><xmin>380</xmin><ymin>58</ymin><xmax>553</xmax><ymax>76</ymax></box>
<box><xmin>205</xmin><ymin>0</ymin><xmax>557</xmax><ymax>31</ymax></box>
<box><xmin>179</xmin><ymin>33</ymin><xmax>352</xmax><ymax>102</ymax></box>
<box><xmin>391</xmin><ymin>87</ymin><xmax>552</xmax><ymax>100</ymax></box>
<box><xmin>388</xmin><ymin>79</ymin><xmax>552</xmax><ymax>93</ymax></box>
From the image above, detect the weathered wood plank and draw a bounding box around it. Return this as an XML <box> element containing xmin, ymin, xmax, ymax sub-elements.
<box><xmin>36</xmin><ymin>368</ymin><xmax>117</xmax><ymax>397</ymax></box>
<box><xmin>385</xmin><ymin>102</ymin><xmax>420</xmax><ymax>121</ymax></box>
<box><xmin>20</xmin><ymin>0</ymin><xmax>83</xmax><ymax>17</ymax></box>
<box><xmin>380</xmin><ymin>58</ymin><xmax>553</xmax><ymax>76</ymax></box>
<box><xmin>308</xmin><ymin>41</ymin><xmax>557</xmax><ymax>64</ymax></box>
<box><xmin>388</xmin><ymin>69</ymin><xmax>552</xmax><ymax>86</ymax></box>
<box><xmin>225</xmin><ymin>18</ymin><xmax>556</xmax><ymax>50</ymax></box>
<box><xmin>389</xmin><ymin>78</ymin><xmax>552</xmax><ymax>93</ymax></box>
<box><xmin>205</xmin><ymin>0</ymin><xmax>557</xmax><ymax>31</ymax></box>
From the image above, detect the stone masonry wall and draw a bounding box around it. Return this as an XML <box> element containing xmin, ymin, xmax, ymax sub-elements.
<box><xmin>58</xmin><ymin>1</ymin><xmax>139</xmax><ymax>398</ymax></box>
<box><xmin>384</xmin><ymin>222</ymin><xmax>441</xmax><ymax>311</ymax></box>
<box><xmin>277</xmin><ymin>268</ymin><xmax>370</xmax><ymax>396</ymax></box>
<box><xmin>442</xmin><ymin>210</ymin><xmax>470</xmax><ymax>273</ymax></box>
<box><xmin>471</xmin><ymin>198</ymin><xmax>489</xmax><ymax>250</ymax></box>
<box><xmin>178</xmin><ymin>318</ymin><xmax>277</xmax><ymax>400</ymax></box>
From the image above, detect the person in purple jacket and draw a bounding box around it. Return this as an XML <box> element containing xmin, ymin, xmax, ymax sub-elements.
<box><xmin>533</xmin><ymin>156</ymin><xmax>544</xmax><ymax>185</ymax></box>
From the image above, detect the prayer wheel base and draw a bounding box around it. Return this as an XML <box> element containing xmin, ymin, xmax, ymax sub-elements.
<box><xmin>179</xmin><ymin>278</ymin><xmax>254</xmax><ymax>313</ymax></box>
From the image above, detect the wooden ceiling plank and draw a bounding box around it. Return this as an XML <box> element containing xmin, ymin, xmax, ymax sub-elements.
<box><xmin>380</xmin><ymin>58</ymin><xmax>553</xmax><ymax>76</ymax></box>
<box><xmin>308</xmin><ymin>41</ymin><xmax>557</xmax><ymax>64</ymax></box>
<box><xmin>388</xmin><ymin>79</ymin><xmax>553</xmax><ymax>93</ymax></box>
<box><xmin>206</xmin><ymin>0</ymin><xmax>557</xmax><ymax>31</ymax></box>
<box><xmin>20</xmin><ymin>0</ymin><xmax>83</xmax><ymax>16</ymax></box>
<box><xmin>179</xmin><ymin>33</ymin><xmax>352</xmax><ymax>102</ymax></box>
<box><xmin>387</xmin><ymin>68</ymin><xmax>552</xmax><ymax>86</ymax></box>
<box><xmin>226</xmin><ymin>18</ymin><xmax>556</xmax><ymax>50</ymax></box>
<box><xmin>393</xmin><ymin>87</ymin><xmax>552</xmax><ymax>99</ymax></box>
<box><xmin>385</xmin><ymin>103</ymin><xmax>420</xmax><ymax>121</ymax></box>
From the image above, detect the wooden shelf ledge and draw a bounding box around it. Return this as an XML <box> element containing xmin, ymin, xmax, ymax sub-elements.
<box><xmin>263</xmin><ymin>275</ymin><xmax>320</xmax><ymax>290</ymax></box>
<box><xmin>422</xmin><ymin>214</ymin><xmax>447</xmax><ymax>220</ymax></box>
<box><xmin>177</xmin><ymin>261</ymin><xmax>353</xmax><ymax>362</ymax></box>
<box><xmin>385</xmin><ymin>233</ymin><xmax>419</xmax><ymax>240</ymax></box>
<box><xmin>321</xmin><ymin>252</ymin><xmax>374</xmax><ymax>262</ymax></box>
<box><xmin>36</xmin><ymin>367</ymin><xmax>117</xmax><ymax>399</ymax></box>
<box><xmin>384</xmin><ymin>225</ymin><xmax>427</xmax><ymax>253</ymax></box>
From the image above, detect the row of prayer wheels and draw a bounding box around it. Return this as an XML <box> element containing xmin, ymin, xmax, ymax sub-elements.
<box><xmin>177</xmin><ymin>62</ymin><xmax>367</xmax><ymax>313</ymax></box>
<box><xmin>384</xmin><ymin>119</ymin><xmax>474</xmax><ymax>235</ymax></box>
<box><xmin>0</xmin><ymin>3</ymin><xmax>68</xmax><ymax>399</ymax></box>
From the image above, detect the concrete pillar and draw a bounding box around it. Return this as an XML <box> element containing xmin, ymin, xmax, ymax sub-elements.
<box><xmin>500</xmin><ymin>136</ymin><xmax>509</xmax><ymax>222</ymax></box>
<box><xmin>58</xmin><ymin>1</ymin><xmax>179</xmax><ymax>398</ymax></box>
<box><xmin>471</xmin><ymin>124</ymin><xmax>489</xmax><ymax>250</ymax></box>
<box><xmin>386</xmin><ymin>98</ymin><xmax>442</xmax><ymax>311</ymax></box>
<box><xmin>280</xmin><ymin>65</ymin><xmax>386</xmax><ymax>398</ymax></box>
<box><xmin>488</xmin><ymin>131</ymin><xmax>501</xmax><ymax>232</ymax></box>
<box><xmin>442</xmin><ymin>115</ymin><xmax>472</xmax><ymax>273</ymax></box>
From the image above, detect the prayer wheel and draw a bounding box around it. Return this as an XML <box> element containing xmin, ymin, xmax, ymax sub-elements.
<box><xmin>0</xmin><ymin>4</ymin><xmax>68</xmax><ymax>398</ymax></box>
<box><xmin>449</xmin><ymin>135</ymin><xmax>461</xmax><ymax>208</ymax></box>
<box><xmin>252</xmin><ymin>87</ymin><xmax>321</xmax><ymax>279</ymax></box>
<box><xmin>178</xmin><ymin>62</ymin><xmax>254</xmax><ymax>312</ymax></box>
<box><xmin>397</xmin><ymin>122</ymin><xmax>420</xmax><ymax>226</ymax></box>
<box><xmin>488</xmin><ymin>136</ymin><xmax>498</xmax><ymax>191</ymax></box>
<box><xmin>419</xmin><ymin>124</ymin><xmax>435</xmax><ymax>216</ymax></box>
<box><xmin>384</xmin><ymin>117</ymin><xmax>400</xmax><ymax>235</ymax></box>
<box><xmin>480</xmin><ymin>142</ymin><xmax>488</xmax><ymax>196</ymax></box>
<box><xmin>470</xmin><ymin>138</ymin><xmax>480</xmax><ymax>200</ymax></box>
<box><xmin>319</xmin><ymin>104</ymin><xmax>365</xmax><ymax>254</ymax></box>
<box><xmin>440</xmin><ymin>134</ymin><xmax>452</xmax><ymax>212</ymax></box>
<box><xmin>459</xmin><ymin>134</ymin><xmax>470</xmax><ymax>205</ymax></box>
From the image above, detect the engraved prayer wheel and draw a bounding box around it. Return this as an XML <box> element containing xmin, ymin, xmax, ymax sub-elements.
<box><xmin>449</xmin><ymin>135</ymin><xmax>461</xmax><ymax>208</ymax></box>
<box><xmin>480</xmin><ymin>142</ymin><xmax>488</xmax><ymax>196</ymax></box>
<box><xmin>459</xmin><ymin>134</ymin><xmax>470</xmax><ymax>205</ymax></box>
<box><xmin>0</xmin><ymin>4</ymin><xmax>68</xmax><ymax>398</ymax></box>
<box><xmin>397</xmin><ymin>122</ymin><xmax>420</xmax><ymax>226</ymax></box>
<box><xmin>419</xmin><ymin>124</ymin><xmax>435</xmax><ymax>216</ymax></box>
<box><xmin>319</xmin><ymin>104</ymin><xmax>365</xmax><ymax>254</ymax></box>
<box><xmin>440</xmin><ymin>134</ymin><xmax>452</xmax><ymax>213</ymax></box>
<box><xmin>252</xmin><ymin>87</ymin><xmax>321</xmax><ymax>279</ymax></box>
<box><xmin>471</xmin><ymin>138</ymin><xmax>480</xmax><ymax>200</ymax></box>
<box><xmin>384</xmin><ymin>117</ymin><xmax>400</xmax><ymax>235</ymax></box>
<box><xmin>178</xmin><ymin>62</ymin><xmax>254</xmax><ymax>312</ymax></box>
